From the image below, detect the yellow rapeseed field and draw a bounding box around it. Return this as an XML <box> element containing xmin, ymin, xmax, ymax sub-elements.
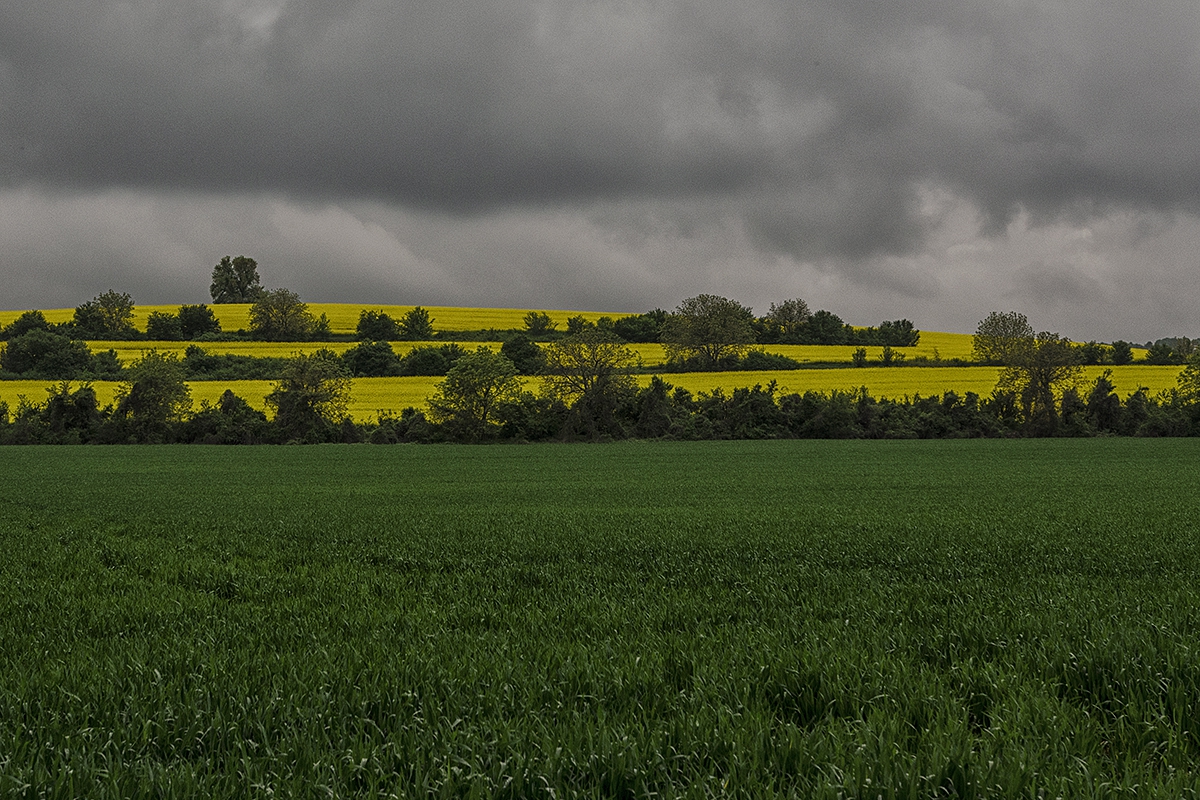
<box><xmin>0</xmin><ymin>304</ymin><xmax>624</xmax><ymax>336</ymax></box>
<box><xmin>0</xmin><ymin>365</ymin><xmax>1184</xmax><ymax>424</ymax></box>
<box><xmin>87</xmin><ymin>340</ymin><xmax>505</xmax><ymax>365</ymax></box>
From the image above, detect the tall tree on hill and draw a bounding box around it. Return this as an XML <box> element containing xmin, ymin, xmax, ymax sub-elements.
<box><xmin>210</xmin><ymin>256</ymin><xmax>265</xmax><ymax>304</ymax></box>
<box><xmin>660</xmin><ymin>294</ymin><xmax>756</xmax><ymax>367</ymax></box>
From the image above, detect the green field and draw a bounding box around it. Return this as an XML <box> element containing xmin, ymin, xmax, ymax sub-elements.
<box><xmin>3</xmin><ymin>440</ymin><xmax>1200</xmax><ymax>796</ymax></box>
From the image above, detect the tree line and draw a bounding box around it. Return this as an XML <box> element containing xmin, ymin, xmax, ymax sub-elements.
<box><xmin>3</xmin><ymin>317</ymin><xmax>1200</xmax><ymax>445</ymax></box>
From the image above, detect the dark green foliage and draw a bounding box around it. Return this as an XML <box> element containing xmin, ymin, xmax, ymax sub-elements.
<box><xmin>738</xmin><ymin>349</ymin><xmax>803</xmax><ymax>371</ymax></box>
<box><xmin>210</xmin><ymin>255</ymin><xmax>264</xmax><ymax>303</ymax></box>
<box><xmin>368</xmin><ymin>406</ymin><xmax>435</xmax><ymax>444</ymax></box>
<box><xmin>181</xmin><ymin>345</ymin><xmax>290</xmax><ymax>380</ymax></box>
<box><xmin>398</xmin><ymin>343</ymin><xmax>466</xmax><ymax>376</ymax></box>
<box><xmin>1078</xmin><ymin>340</ymin><xmax>1108</xmax><ymax>365</ymax></box>
<box><xmin>178</xmin><ymin>304</ymin><xmax>222</xmax><ymax>339</ymax></box>
<box><xmin>398</xmin><ymin>306</ymin><xmax>435</xmax><ymax>340</ymax></box>
<box><xmin>799</xmin><ymin>309</ymin><xmax>851</xmax><ymax>344</ymax></box>
<box><xmin>1111</xmin><ymin>340</ymin><xmax>1134</xmax><ymax>365</ymax></box>
<box><xmin>523</xmin><ymin>311</ymin><xmax>557</xmax><ymax>335</ymax></box>
<box><xmin>661</xmin><ymin>294</ymin><xmax>757</xmax><ymax>366</ymax></box>
<box><xmin>873</xmin><ymin>318</ymin><xmax>921</xmax><ymax>346</ymax></box>
<box><xmin>342</xmin><ymin>340</ymin><xmax>402</xmax><ymax>377</ymax></box>
<box><xmin>249</xmin><ymin>288</ymin><xmax>319</xmax><ymax>341</ymax></box>
<box><xmin>611</xmin><ymin>311</ymin><xmax>665</xmax><ymax>343</ymax></box>
<box><xmin>143</xmin><ymin>304</ymin><xmax>224</xmax><ymax>343</ymax></box>
<box><xmin>496</xmin><ymin>391</ymin><xmax>570</xmax><ymax>441</ymax></box>
<box><xmin>427</xmin><ymin>348</ymin><xmax>522</xmax><ymax>441</ymax></box>
<box><xmin>0</xmin><ymin>329</ymin><xmax>94</xmax><ymax>377</ymax></box>
<box><xmin>145</xmin><ymin>310</ymin><xmax>184</xmax><ymax>340</ymax></box>
<box><xmin>356</xmin><ymin>310</ymin><xmax>401</xmax><ymax>341</ymax></box>
<box><xmin>1145</xmin><ymin>342</ymin><xmax>1181</xmax><ymax>365</ymax></box>
<box><xmin>6</xmin><ymin>441</ymin><xmax>1200</xmax><ymax>795</ymax></box>
<box><xmin>264</xmin><ymin>349</ymin><xmax>353</xmax><ymax>442</ymax></box>
<box><xmin>179</xmin><ymin>390</ymin><xmax>272</xmax><ymax>444</ymax></box>
<box><xmin>500</xmin><ymin>333</ymin><xmax>545</xmax><ymax>375</ymax></box>
<box><xmin>112</xmin><ymin>350</ymin><xmax>192</xmax><ymax>443</ymax></box>
<box><xmin>72</xmin><ymin>290</ymin><xmax>137</xmax><ymax>339</ymax></box>
<box><xmin>565</xmin><ymin>314</ymin><xmax>593</xmax><ymax>335</ymax></box>
<box><xmin>0</xmin><ymin>310</ymin><xmax>52</xmax><ymax>340</ymax></box>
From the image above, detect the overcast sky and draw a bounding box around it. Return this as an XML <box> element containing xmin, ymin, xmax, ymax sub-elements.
<box><xmin>3</xmin><ymin>0</ymin><xmax>1199</xmax><ymax>340</ymax></box>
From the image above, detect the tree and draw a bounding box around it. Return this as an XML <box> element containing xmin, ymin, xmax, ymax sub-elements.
<box><xmin>73</xmin><ymin>290</ymin><xmax>136</xmax><ymax>339</ymax></box>
<box><xmin>399</xmin><ymin>344</ymin><xmax>466</xmax><ymax>376</ymax></box>
<box><xmin>427</xmin><ymin>348</ymin><xmax>522</xmax><ymax>440</ymax></box>
<box><xmin>356</xmin><ymin>310</ymin><xmax>400</xmax><ymax>341</ymax></box>
<box><xmin>1145</xmin><ymin>342</ymin><xmax>1181</xmax><ymax>365</ymax></box>
<box><xmin>764</xmin><ymin>298</ymin><xmax>811</xmax><ymax>342</ymax></box>
<box><xmin>612</xmin><ymin>310</ymin><xmax>666</xmax><ymax>343</ymax></box>
<box><xmin>264</xmin><ymin>349</ymin><xmax>352</xmax><ymax>441</ymax></box>
<box><xmin>249</xmin><ymin>288</ymin><xmax>318</xmax><ymax>341</ymax></box>
<box><xmin>1</xmin><ymin>310</ymin><xmax>51</xmax><ymax>341</ymax></box>
<box><xmin>876</xmin><ymin>319</ymin><xmax>920</xmax><ymax>347</ymax></box>
<box><xmin>973</xmin><ymin>311</ymin><xmax>1035</xmax><ymax>364</ymax></box>
<box><xmin>974</xmin><ymin>312</ymin><xmax>1082</xmax><ymax>432</ymax></box>
<box><xmin>540</xmin><ymin>329</ymin><xmax>637</xmax><ymax>438</ymax></box>
<box><xmin>523</xmin><ymin>311</ymin><xmax>557</xmax><ymax>336</ymax></box>
<box><xmin>210</xmin><ymin>256</ymin><xmax>265</xmax><ymax>303</ymax></box>
<box><xmin>342</xmin><ymin>340</ymin><xmax>401</xmax><ymax>377</ymax></box>
<box><xmin>398</xmin><ymin>306</ymin><xmax>435</xmax><ymax>340</ymax></box>
<box><xmin>801</xmin><ymin>309</ymin><xmax>850</xmax><ymax>345</ymax></box>
<box><xmin>146</xmin><ymin>311</ymin><xmax>184</xmax><ymax>341</ymax></box>
<box><xmin>500</xmin><ymin>334</ymin><xmax>545</xmax><ymax>375</ymax></box>
<box><xmin>1000</xmin><ymin>331</ymin><xmax>1083</xmax><ymax>432</ymax></box>
<box><xmin>114</xmin><ymin>350</ymin><xmax>192</xmax><ymax>440</ymax></box>
<box><xmin>1178</xmin><ymin>352</ymin><xmax>1200</xmax><ymax>404</ymax></box>
<box><xmin>178</xmin><ymin>305</ymin><xmax>222</xmax><ymax>339</ymax></box>
<box><xmin>1110</xmin><ymin>340</ymin><xmax>1134</xmax><ymax>366</ymax></box>
<box><xmin>660</xmin><ymin>294</ymin><xmax>756</xmax><ymax>367</ymax></box>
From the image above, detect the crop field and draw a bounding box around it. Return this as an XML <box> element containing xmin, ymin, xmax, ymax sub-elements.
<box><xmin>0</xmin><ymin>304</ymin><xmax>624</xmax><ymax>337</ymax></box>
<box><xmin>0</xmin><ymin>365</ymin><xmax>1184</xmax><ymax>424</ymax></box>
<box><xmin>87</xmin><ymin>340</ymin><xmax>506</xmax><ymax>365</ymax></box>
<box><xmin>2</xmin><ymin>440</ymin><xmax>1200</xmax><ymax>796</ymax></box>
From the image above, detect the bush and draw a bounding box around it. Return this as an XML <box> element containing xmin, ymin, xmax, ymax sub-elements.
<box><xmin>343</xmin><ymin>340</ymin><xmax>402</xmax><ymax>377</ymax></box>
<box><xmin>356</xmin><ymin>310</ymin><xmax>400</xmax><ymax>341</ymax></box>
<box><xmin>0</xmin><ymin>330</ymin><xmax>94</xmax><ymax>378</ymax></box>
<box><xmin>179</xmin><ymin>305</ymin><xmax>222</xmax><ymax>339</ymax></box>
<box><xmin>146</xmin><ymin>311</ymin><xmax>184</xmax><ymax>341</ymax></box>
<box><xmin>399</xmin><ymin>344</ymin><xmax>466</xmax><ymax>376</ymax></box>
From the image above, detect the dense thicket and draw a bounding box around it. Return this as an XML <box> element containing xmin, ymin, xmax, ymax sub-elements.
<box><xmin>5</xmin><ymin>367</ymin><xmax>1200</xmax><ymax>445</ymax></box>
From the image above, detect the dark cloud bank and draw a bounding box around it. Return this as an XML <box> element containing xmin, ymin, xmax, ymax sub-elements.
<box><xmin>3</xmin><ymin>0</ymin><xmax>1200</xmax><ymax>340</ymax></box>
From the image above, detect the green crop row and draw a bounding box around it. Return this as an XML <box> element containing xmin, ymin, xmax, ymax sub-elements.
<box><xmin>2</xmin><ymin>440</ymin><xmax>1200</xmax><ymax>796</ymax></box>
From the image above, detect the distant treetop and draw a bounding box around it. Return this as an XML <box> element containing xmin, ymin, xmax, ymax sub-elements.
<box><xmin>210</xmin><ymin>256</ymin><xmax>265</xmax><ymax>304</ymax></box>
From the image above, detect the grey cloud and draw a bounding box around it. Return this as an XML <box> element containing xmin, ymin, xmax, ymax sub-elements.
<box><xmin>6</xmin><ymin>0</ymin><xmax>1200</xmax><ymax>250</ymax></box>
<box><xmin>5</xmin><ymin>1</ymin><xmax>1200</xmax><ymax>339</ymax></box>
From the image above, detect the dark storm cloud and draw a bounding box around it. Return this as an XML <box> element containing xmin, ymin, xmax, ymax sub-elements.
<box><xmin>5</xmin><ymin>0</ymin><xmax>1200</xmax><ymax>267</ymax></box>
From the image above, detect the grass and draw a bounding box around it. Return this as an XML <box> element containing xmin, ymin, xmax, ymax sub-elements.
<box><xmin>2</xmin><ymin>439</ymin><xmax>1200</xmax><ymax>796</ymax></box>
